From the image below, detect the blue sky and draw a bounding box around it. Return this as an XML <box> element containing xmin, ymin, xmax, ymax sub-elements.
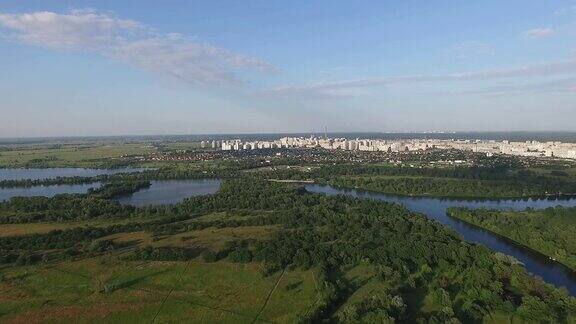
<box><xmin>1</xmin><ymin>1</ymin><xmax>576</xmax><ymax>137</ymax></box>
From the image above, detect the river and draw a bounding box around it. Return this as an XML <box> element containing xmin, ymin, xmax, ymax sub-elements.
<box><xmin>305</xmin><ymin>184</ymin><xmax>576</xmax><ymax>295</ymax></box>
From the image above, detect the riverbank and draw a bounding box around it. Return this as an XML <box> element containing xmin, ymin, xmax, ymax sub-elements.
<box><xmin>305</xmin><ymin>183</ymin><xmax>576</xmax><ymax>296</ymax></box>
<box><xmin>447</xmin><ymin>207</ymin><xmax>576</xmax><ymax>272</ymax></box>
<box><xmin>267</xmin><ymin>179</ymin><xmax>315</xmax><ymax>184</ymax></box>
<box><xmin>323</xmin><ymin>180</ymin><xmax>576</xmax><ymax>200</ymax></box>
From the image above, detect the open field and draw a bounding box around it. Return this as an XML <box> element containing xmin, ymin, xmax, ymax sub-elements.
<box><xmin>0</xmin><ymin>144</ymin><xmax>155</xmax><ymax>168</ymax></box>
<box><xmin>0</xmin><ymin>218</ymin><xmax>148</xmax><ymax>237</ymax></box>
<box><xmin>0</xmin><ymin>207</ymin><xmax>311</xmax><ymax>323</ymax></box>
<box><xmin>99</xmin><ymin>224</ymin><xmax>280</xmax><ymax>251</ymax></box>
<box><xmin>152</xmin><ymin>225</ymin><xmax>279</xmax><ymax>250</ymax></box>
<box><xmin>0</xmin><ymin>257</ymin><xmax>318</xmax><ymax>323</ymax></box>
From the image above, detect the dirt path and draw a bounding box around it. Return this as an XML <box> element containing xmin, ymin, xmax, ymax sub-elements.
<box><xmin>251</xmin><ymin>268</ymin><xmax>286</xmax><ymax>324</ymax></box>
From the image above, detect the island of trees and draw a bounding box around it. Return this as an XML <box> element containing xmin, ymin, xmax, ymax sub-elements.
<box><xmin>448</xmin><ymin>206</ymin><xmax>576</xmax><ymax>272</ymax></box>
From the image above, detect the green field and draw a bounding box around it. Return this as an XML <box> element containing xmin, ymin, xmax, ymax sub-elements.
<box><xmin>0</xmin><ymin>219</ymin><xmax>138</xmax><ymax>237</ymax></box>
<box><xmin>0</xmin><ymin>209</ymin><xmax>316</xmax><ymax>323</ymax></box>
<box><xmin>0</xmin><ymin>144</ymin><xmax>155</xmax><ymax>168</ymax></box>
<box><xmin>0</xmin><ymin>257</ymin><xmax>318</xmax><ymax>323</ymax></box>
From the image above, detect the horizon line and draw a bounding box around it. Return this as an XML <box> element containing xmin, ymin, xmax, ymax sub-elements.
<box><xmin>2</xmin><ymin>130</ymin><xmax>576</xmax><ymax>141</ymax></box>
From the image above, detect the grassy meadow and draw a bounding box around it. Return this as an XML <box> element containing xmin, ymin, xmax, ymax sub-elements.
<box><xmin>0</xmin><ymin>210</ymin><xmax>318</xmax><ymax>323</ymax></box>
<box><xmin>0</xmin><ymin>144</ymin><xmax>155</xmax><ymax>168</ymax></box>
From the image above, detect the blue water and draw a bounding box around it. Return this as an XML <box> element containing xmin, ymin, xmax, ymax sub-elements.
<box><xmin>305</xmin><ymin>184</ymin><xmax>576</xmax><ymax>295</ymax></box>
<box><xmin>0</xmin><ymin>167</ymin><xmax>145</xmax><ymax>181</ymax></box>
<box><xmin>116</xmin><ymin>179</ymin><xmax>221</xmax><ymax>207</ymax></box>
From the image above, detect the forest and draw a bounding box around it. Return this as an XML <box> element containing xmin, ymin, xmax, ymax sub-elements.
<box><xmin>255</xmin><ymin>164</ymin><xmax>576</xmax><ymax>198</ymax></box>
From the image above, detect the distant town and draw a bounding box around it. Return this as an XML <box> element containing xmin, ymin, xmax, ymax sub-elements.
<box><xmin>200</xmin><ymin>136</ymin><xmax>576</xmax><ymax>160</ymax></box>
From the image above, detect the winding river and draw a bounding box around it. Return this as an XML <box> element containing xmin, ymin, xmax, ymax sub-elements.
<box><xmin>305</xmin><ymin>184</ymin><xmax>576</xmax><ymax>295</ymax></box>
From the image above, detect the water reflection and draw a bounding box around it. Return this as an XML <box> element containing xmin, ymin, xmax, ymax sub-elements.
<box><xmin>116</xmin><ymin>179</ymin><xmax>221</xmax><ymax>207</ymax></box>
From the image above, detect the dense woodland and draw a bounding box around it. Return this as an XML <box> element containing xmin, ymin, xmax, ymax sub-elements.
<box><xmin>256</xmin><ymin>164</ymin><xmax>576</xmax><ymax>198</ymax></box>
<box><xmin>0</xmin><ymin>176</ymin><xmax>98</xmax><ymax>188</ymax></box>
<box><xmin>448</xmin><ymin>207</ymin><xmax>576</xmax><ymax>271</ymax></box>
<box><xmin>1</xmin><ymin>177</ymin><xmax>575</xmax><ymax>322</ymax></box>
<box><xmin>329</xmin><ymin>176</ymin><xmax>569</xmax><ymax>198</ymax></box>
<box><xmin>0</xmin><ymin>181</ymin><xmax>150</xmax><ymax>223</ymax></box>
<box><xmin>0</xmin><ymin>167</ymin><xmax>217</xmax><ymax>188</ymax></box>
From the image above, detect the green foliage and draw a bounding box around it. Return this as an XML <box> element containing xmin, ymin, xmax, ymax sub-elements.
<box><xmin>0</xmin><ymin>194</ymin><xmax>135</xmax><ymax>223</ymax></box>
<box><xmin>259</xmin><ymin>164</ymin><xmax>576</xmax><ymax>198</ymax></box>
<box><xmin>87</xmin><ymin>180</ymin><xmax>151</xmax><ymax>199</ymax></box>
<box><xmin>1</xmin><ymin>176</ymin><xmax>575</xmax><ymax>322</ymax></box>
<box><xmin>0</xmin><ymin>176</ymin><xmax>97</xmax><ymax>188</ymax></box>
<box><xmin>127</xmin><ymin>246</ymin><xmax>199</xmax><ymax>261</ymax></box>
<box><xmin>448</xmin><ymin>206</ymin><xmax>576</xmax><ymax>270</ymax></box>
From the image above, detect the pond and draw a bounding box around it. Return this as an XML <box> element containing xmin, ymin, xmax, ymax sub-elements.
<box><xmin>305</xmin><ymin>184</ymin><xmax>576</xmax><ymax>295</ymax></box>
<box><xmin>115</xmin><ymin>179</ymin><xmax>221</xmax><ymax>207</ymax></box>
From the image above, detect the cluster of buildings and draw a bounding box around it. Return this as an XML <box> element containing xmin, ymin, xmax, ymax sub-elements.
<box><xmin>213</xmin><ymin>136</ymin><xmax>576</xmax><ymax>160</ymax></box>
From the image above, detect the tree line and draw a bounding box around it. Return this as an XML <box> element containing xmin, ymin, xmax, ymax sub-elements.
<box><xmin>448</xmin><ymin>206</ymin><xmax>576</xmax><ymax>271</ymax></box>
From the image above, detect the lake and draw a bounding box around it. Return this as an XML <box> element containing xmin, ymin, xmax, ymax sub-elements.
<box><xmin>0</xmin><ymin>183</ymin><xmax>101</xmax><ymax>202</ymax></box>
<box><xmin>115</xmin><ymin>179</ymin><xmax>221</xmax><ymax>207</ymax></box>
<box><xmin>0</xmin><ymin>167</ymin><xmax>146</xmax><ymax>181</ymax></box>
<box><xmin>305</xmin><ymin>184</ymin><xmax>576</xmax><ymax>295</ymax></box>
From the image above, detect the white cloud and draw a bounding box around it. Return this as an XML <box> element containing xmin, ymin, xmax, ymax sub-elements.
<box><xmin>266</xmin><ymin>59</ymin><xmax>576</xmax><ymax>98</ymax></box>
<box><xmin>0</xmin><ymin>10</ymin><xmax>273</xmax><ymax>85</ymax></box>
<box><xmin>523</xmin><ymin>28</ymin><xmax>555</xmax><ymax>39</ymax></box>
<box><xmin>449</xmin><ymin>77</ymin><xmax>576</xmax><ymax>97</ymax></box>
<box><xmin>448</xmin><ymin>41</ymin><xmax>494</xmax><ymax>58</ymax></box>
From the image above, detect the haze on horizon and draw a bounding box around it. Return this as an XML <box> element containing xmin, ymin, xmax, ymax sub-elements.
<box><xmin>1</xmin><ymin>1</ymin><xmax>575</xmax><ymax>138</ymax></box>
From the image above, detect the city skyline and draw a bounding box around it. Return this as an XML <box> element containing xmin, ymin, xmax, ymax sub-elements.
<box><xmin>1</xmin><ymin>1</ymin><xmax>576</xmax><ymax>137</ymax></box>
<box><xmin>215</xmin><ymin>135</ymin><xmax>576</xmax><ymax>159</ymax></box>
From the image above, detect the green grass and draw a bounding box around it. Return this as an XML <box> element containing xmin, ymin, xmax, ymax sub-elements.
<box><xmin>160</xmin><ymin>142</ymin><xmax>203</xmax><ymax>150</ymax></box>
<box><xmin>0</xmin><ymin>144</ymin><xmax>154</xmax><ymax>168</ymax></box>
<box><xmin>260</xmin><ymin>269</ymin><xmax>319</xmax><ymax>323</ymax></box>
<box><xmin>333</xmin><ymin>263</ymin><xmax>382</xmax><ymax>311</ymax></box>
<box><xmin>0</xmin><ymin>221</ymin><xmax>296</xmax><ymax>322</ymax></box>
<box><xmin>190</xmin><ymin>211</ymin><xmax>256</xmax><ymax>223</ymax></box>
<box><xmin>105</xmin><ymin>225</ymin><xmax>280</xmax><ymax>251</ymax></box>
<box><xmin>0</xmin><ymin>218</ymin><xmax>148</xmax><ymax>237</ymax></box>
<box><xmin>0</xmin><ymin>257</ymin><xmax>318</xmax><ymax>323</ymax></box>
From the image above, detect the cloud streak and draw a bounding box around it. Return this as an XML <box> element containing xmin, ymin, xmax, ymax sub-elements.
<box><xmin>447</xmin><ymin>77</ymin><xmax>576</xmax><ymax>97</ymax></box>
<box><xmin>0</xmin><ymin>10</ymin><xmax>273</xmax><ymax>85</ymax></box>
<box><xmin>523</xmin><ymin>28</ymin><xmax>555</xmax><ymax>39</ymax></box>
<box><xmin>265</xmin><ymin>59</ymin><xmax>576</xmax><ymax>98</ymax></box>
